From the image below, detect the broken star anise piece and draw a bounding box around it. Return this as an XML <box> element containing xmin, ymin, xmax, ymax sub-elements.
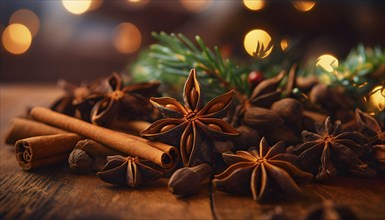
<box><xmin>213</xmin><ymin>137</ymin><xmax>312</xmax><ymax>202</ymax></box>
<box><xmin>293</xmin><ymin>117</ymin><xmax>376</xmax><ymax>181</ymax></box>
<box><xmin>97</xmin><ymin>155</ymin><xmax>163</xmax><ymax>187</ymax></box>
<box><xmin>141</xmin><ymin>69</ymin><xmax>240</xmax><ymax>167</ymax></box>
<box><xmin>51</xmin><ymin>79</ymin><xmax>107</xmax><ymax>121</ymax></box>
<box><xmin>91</xmin><ymin>72</ymin><xmax>160</xmax><ymax>126</ymax></box>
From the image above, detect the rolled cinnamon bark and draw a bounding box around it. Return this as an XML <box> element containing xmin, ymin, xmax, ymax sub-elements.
<box><xmin>5</xmin><ymin>118</ymin><xmax>68</xmax><ymax>145</ymax></box>
<box><xmin>128</xmin><ymin>135</ymin><xmax>179</xmax><ymax>161</ymax></box>
<box><xmin>15</xmin><ymin>133</ymin><xmax>82</xmax><ymax>170</ymax></box>
<box><xmin>111</xmin><ymin>120</ymin><xmax>151</xmax><ymax>135</ymax></box>
<box><xmin>30</xmin><ymin>107</ymin><xmax>178</xmax><ymax>168</ymax></box>
<box><xmin>111</xmin><ymin>120</ymin><xmax>177</xmax><ymax>159</ymax></box>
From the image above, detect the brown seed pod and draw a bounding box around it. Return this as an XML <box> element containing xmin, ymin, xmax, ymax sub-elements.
<box><xmin>271</xmin><ymin>98</ymin><xmax>303</xmax><ymax>129</ymax></box>
<box><xmin>168</xmin><ymin>163</ymin><xmax>213</xmax><ymax>196</ymax></box>
<box><xmin>232</xmin><ymin>125</ymin><xmax>261</xmax><ymax>150</ymax></box>
<box><xmin>243</xmin><ymin>107</ymin><xmax>284</xmax><ymax>130</ymax></box>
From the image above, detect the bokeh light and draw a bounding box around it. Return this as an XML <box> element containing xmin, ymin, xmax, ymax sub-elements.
<box><xmin>243</xmin><ymin>0</ymin><xmax>265</xmax><ymax>11</ymax></box>
<box><xmin>9</xmin><ymin>9</ymin><xmax>40</xmax><ymax>37</ymax></box>
<box><xmin>112</xmin><ymin>22</ymin><xmax>142</xmax><ymax>54</ymax></box>
<box><xmin>244</xmin><ymin>29</ymin><xmax>272</xmax><ymax>58</ymax></box>
<box><xmin>316</xmin><ymin>54</ymin><xmax>339</xmax><ymax>72</ymax></box>
<box><xmin>293</xmin><ymin>1</ymin><xmax>316</xmax><ymax>12</ymax></box>
<box><xmin>62</xmin><ymin>0</ymin><xmax>92</xmax><ymax>15</ymax></box>
<box><xmin>369</xmin><ymin>86</ymin><xmax>385</xmax><ymax>111</ymax></box>
<box><xmin>126</xmin><ymin>0</ymin><xmax>150</xmax><ymax>7</ymax></box>
<box><xmin>2</xmin><ymin>23</ymin><xmax>32</xmax><ymax>55</ymax></box>
<box><xmin>89</xmin><ymin>0</ymin><xmax>103</xmax><ymax>11</ymax></box>
<box><xmin>180</xmin><ymin>0</ymin><xmax>212</xmax><ymax>13</ymax></box>
<box><xmin>280</xmin><ymin>38</ymin><xmax>288</xmax><ymax>51</ymax></box>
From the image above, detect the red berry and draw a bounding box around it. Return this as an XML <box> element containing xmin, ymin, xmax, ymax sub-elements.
<box><xmin>248</xmin><ymin>71</ymin><xmax>264</xmax><ymax>88</ymax></box>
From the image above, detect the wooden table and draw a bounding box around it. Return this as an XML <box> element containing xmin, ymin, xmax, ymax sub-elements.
<box><xmin>1</xmin><ymin>84</ymin><xmax>385</xmax><ymax>220</ymax></box>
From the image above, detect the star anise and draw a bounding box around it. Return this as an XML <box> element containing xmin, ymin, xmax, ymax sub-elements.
<box><xmin>213</xmin><ymin>137</ymin><xmax>312</xmax><ymax>202</ymax></box>
<box><xmin>141</xmin><ymin>69</ymin><xmax>240</xmax><ymax>167</ymax></box>
<box><xmin>355</xmin><ymin>109</ymin><xmax>385</xmax><ymax>172</ymax></box>
<box><xmin>51</xmin><ymin>79</ymin><xmax>107</xmax><ymax>121</ymax></box>
<box><xmin>355</xmin><ymin>108</ymin><xmax>385</xmax><ymax>145</ymax></box>
<box><xmin>293</xmin><ymin>117</ymin><xmax>376</xmax><ymax>181</ymax></box>
<box><xmin>91</xmin><ymin>72</ymin><xmax>160</xmax><ymax>126</ymax></box>
<box><xmin>97</xmin><ymin>155</ymin><xmax>163</xmax><ymax>187</ymax></box>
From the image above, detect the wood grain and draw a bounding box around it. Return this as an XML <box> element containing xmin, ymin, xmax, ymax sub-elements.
<box><xmin>212</xmin><ymin>177</ymin><xmax>385</xmax><ymax>220</ymax></box>
<box><xmin>1</xmin><ymin>84</ymin><xmax>385</xmax><ymax>220</ymax></box>
<box><xmin>0</xmin><ymin>84</ymin><xmax>213</xmax><ymax>220</ymax></box>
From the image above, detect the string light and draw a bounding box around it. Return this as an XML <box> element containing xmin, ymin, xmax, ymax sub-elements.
<box><xmin>244</xmin><ymin>29</ymin><xmax>273</xmax><ymax>59</ymax></box>
<box><xmin>112</xmin><ymin>22</ymin><xmax>142</xmax><ymax>54</ymax></box>
<box><xmin>2</xmin><ymin>23</ymin><xmax>32</xmax><ymax>55</ymax></box>
<box><xmin>316</xmin><ymin>54</ymin><xmax>339</xmax><ymax>73</ymax></box>
<box><xmin>280</xmin><ymin>39</ymin><xmax>288</xmax><ymax>51</ymax></box>
<box><xmin>180</xmin><ymin>0</ymin><xmax>212</xmax><ymax>13</ymax></box>
<box><xmin>293</xmin><ymin>1</ymin><xmax>316</xmax><ymax>12</ymax></box>
<box><xmin>368</xmin><ymin>86</ymin><xmax>385</xmax><ymax>111</ymax></box>
<box><xmin>10</xmin><ymin>9</ymin><xmax>40</xmax><ymax>37</ymax></box>
<box><xmin>243</xmin><ymin>0</ymin><xmax>265</xmax><ymax>11</ymax></box>
<box><xmin>62</xmin><ymin>0</ymin><xmax>92</xmax><ymax>15</ymax></box>
<box><xmin>89</xmin><ymin>0</ymin><xmax>103</xmax><ymax>11</ymax></box>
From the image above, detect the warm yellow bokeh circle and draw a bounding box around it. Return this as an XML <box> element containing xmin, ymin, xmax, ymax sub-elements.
<box><xmin>2</xmin><ymin>23</ymin><xmax>32</xmax><ymax>55</ymax></box>
<box><xmin>244</xmin><ymin>29</ymin><xmax>272</xmax><ymax>58</ymax></box>
<box><xmin>113</xmin><ymin>22</ymin><xmax>142</xmax><ymax>54</ymax></box>
<box><xmin>62</xmin><ymin>0</ymin><xmax>92</xmax><ymax>14</ymax></box>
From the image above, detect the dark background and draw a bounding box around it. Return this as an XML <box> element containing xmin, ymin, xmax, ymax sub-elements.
<box><xmin>1</xmin><ymin>0</ymin><xmax>384</xmax><ymax>83</ymax></box>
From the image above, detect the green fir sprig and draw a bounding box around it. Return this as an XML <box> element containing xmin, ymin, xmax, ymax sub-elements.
<box><xmin>130</xmin><ymin>32</ymin><xmax>250</xmax><ymax>100</ymax></box>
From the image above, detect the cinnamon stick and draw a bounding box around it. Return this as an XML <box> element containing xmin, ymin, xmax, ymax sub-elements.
<box><xmin>68</xmin><ymin>139</ymin><xmax>123</xmax><ymax>172</ymax></box>
<box><xmin>111</xmin><ymin>120</ymin><xmax>151</xmax><ymax>135</ymax></box>
<box><xmin>5</xmin><ymin>118</ymin><xmax>68</xmax><ymax>145</ymax></box>
<box><xmin>111</xmin><ymin>120</ymin><xmax>178</xmax><ymax>160</ymax></box>
<box><xmin>15</xmin><ymin>133</ymin><xmax>82</xmax><ymax>170</ymax></box>
<box><xmin>30</xmin><ymin>107</ymin><xmax>178</xmax><ymax>168</ymax></box>
<box><xmin>128</xmin><ymin>135</ymin><xmax>179</xmax><ymax>161</ymax></box>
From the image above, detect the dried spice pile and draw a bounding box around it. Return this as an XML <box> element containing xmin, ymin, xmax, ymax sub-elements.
<box><xmin>4</xmin><ymin>34</ymin><xmax>385</xmax><ymax>218</ymax></box>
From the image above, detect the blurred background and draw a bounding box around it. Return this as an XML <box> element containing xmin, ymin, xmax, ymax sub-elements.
<box><xmin>1</xmin><ymin>0</ymin><xmax>384</xmax><ymax>83</ymax></box>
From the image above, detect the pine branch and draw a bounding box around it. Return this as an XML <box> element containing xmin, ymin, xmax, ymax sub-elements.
<box><xmin>129</xmin><ymin>32</ymin><xmax>251</xmax><ymax>100</ymax></box>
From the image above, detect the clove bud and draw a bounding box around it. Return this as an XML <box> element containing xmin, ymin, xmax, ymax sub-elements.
<box><xmin>68</xmin><ymin>139</ymin><xmax>123</xmax><ymax>173</ymax></box>
<box><xmin>271</xmin><ymin>98</ymin><xmax>303</xmax><ymax>128</ymax></box>
<box><xmin>232</xmin><ymin>125</ymin><xmax>260</xmax><ymax>150</ymax></box>
<box><xmin>168</xmin><ymin>163</ymin><xmax>213</xmax><ymax>196</ymax></box>
<box><xmin>243</xmin><ymin>107</ymin><xmax>284</xmax><ymax>130</ymax></box>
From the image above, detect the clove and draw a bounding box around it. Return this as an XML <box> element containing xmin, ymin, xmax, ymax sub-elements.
<box><xmin>168</xmin><ymin>163</ymin><xmax>213</xmax><ymax>196</ymax></box>
<box><xmin>68</xmin><ymin>139</ymin><xmax>123</xmax><ymax>173</ymax></box>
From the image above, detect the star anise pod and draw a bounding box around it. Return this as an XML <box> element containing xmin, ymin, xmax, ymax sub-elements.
<box><xmin>141</xmin><ymin>69</ymin><xmax>240</xmax><ymax>167</ymax></box>
<box><xmin>354</xmin><ymin>109</ymin><xmax>385</xmax><ymax>172</ymax></box>
<box><xmin>355</xmin><ymin>108</ymin><xmax>385</xmax><ymax>145</ymax></box>
<box><xmin>213</xmin><ymin>137</ymin><xmax>312</xmax><ymax>202</ymax></box>
<box><xmin>293</xmin><ymin>117</ymin><xmax>376</xmax><ymax>181</ymax></box>
<box><xmin>51</xmin><ymin>79</ymin><xmax>107</xmax><ymax>121</ymax></box>
<box><xmin>91</xmin><ymin>72</ymin><xmax>160</xmax><ymax>126</ymax></box>
<box><xmin>97</xmin><ymin>155</ymin><xmax>163</xmax><ymax>187</ymax></box>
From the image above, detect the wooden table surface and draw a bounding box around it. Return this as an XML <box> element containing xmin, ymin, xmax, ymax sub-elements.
<box><xmin>1</xmin><ymin>84</ymin><xmax>385</xmax><ymax>220</ymax></box>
